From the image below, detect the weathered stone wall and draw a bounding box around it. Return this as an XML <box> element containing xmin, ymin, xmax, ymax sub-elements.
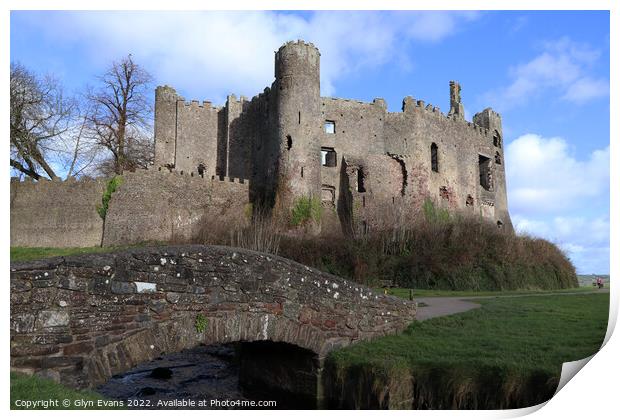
<box><xmin>102</xmin><ymin>169</ymin><xmax>250</xmax><ymax>246</ymax></box>
<box><xmin>10</xmin><ymin>178</ymin><xmax>106</xmax><ymax>248</ymax></box>
<box><xmin>175</xmin><ymin>100</ymin><xmax>220</xmax><ymax>176</ymax></box>
<box><xmin>10</xmin><ymin>245</ymin><xmax>416</xmax><ymax>389</ymax></box>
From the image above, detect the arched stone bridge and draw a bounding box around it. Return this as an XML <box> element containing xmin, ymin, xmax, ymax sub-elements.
<box><xmin>10</xmin><ymin>245</ymin><xmax>416</xmax><ymax>390</ymax></box>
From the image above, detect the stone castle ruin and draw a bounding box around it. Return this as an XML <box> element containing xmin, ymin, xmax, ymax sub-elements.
<box><xmin>10</xmin><ymin>40</ymin><xmax>512</xmax><ymax>248</ymax></box>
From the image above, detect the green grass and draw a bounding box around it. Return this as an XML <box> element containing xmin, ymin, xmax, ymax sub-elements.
<box><xmin>380</xmin><ymin>286</ymin><xmax>605</xmax><ymax>299</ymax></box>
<box><xmin>10</xmin><ymin>372</ymin><xmax>121</xmax><ymax>409</ymax></box>
<box><xmin>325</xmin><ymin>293</ymin><xmax>609</xmax><ymax>409</ymax></box>
<box><xmin>290</xmin><ymin>196</ymin><xmax>322</xmax><ymax>226</ymax></box>
<box><xmin>10</xmin><ymin>246</ymin><xmax>125</xmax><ymax>262</ymax></box>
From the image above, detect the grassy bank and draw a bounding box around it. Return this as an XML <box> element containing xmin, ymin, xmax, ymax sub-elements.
<box><xmin>10</xmin><ymin>373</ymin><xmax>118</xmax><ymax>409</ymax></box>
<box><xmin>324</xmin><ymin>293</ymin><xmax>609</xmax><ymax>409</ymax></box>
<box><xmin>10</xmin><ymin>246</ymin><xmax>124</xmax><ymax>262</ymax></box>
<box><xmin>381</xmin><ymin>286</ymin><xmax>604</xmax><ymax>299</ymax></box>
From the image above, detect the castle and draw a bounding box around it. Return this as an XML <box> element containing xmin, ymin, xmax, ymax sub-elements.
<box><xmin>10</xmin><ymin>40</ymin><xmax>512</xmax><ymax>248</ymax></box>
<box><xmin>152</xmin><ymin>40</ymin><xmax>512</xmax><ymax>232</ymax></box>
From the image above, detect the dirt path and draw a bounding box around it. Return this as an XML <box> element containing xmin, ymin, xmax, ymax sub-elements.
<box><xmin>416</xmin><ymin>290</ymin><xmax>609</xmax><ymax>321</ymax></box>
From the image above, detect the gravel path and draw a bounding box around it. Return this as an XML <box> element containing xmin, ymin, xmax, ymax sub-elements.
<box><xmin>415</xmin><ymin>290</ymin><xmax>609</xmax><ymax>321</ymax></box>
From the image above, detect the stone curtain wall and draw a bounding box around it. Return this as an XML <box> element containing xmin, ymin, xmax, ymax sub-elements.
<box><xmin>10</xmin><ymin>178</ymin><xmax>106</xmax><ymax>248</ymax></box>
<box><xmin>10</xmin><ymin>245</ymin><xmax>417</xmax><ymax>389</ymax></box>
<box><xmin>102</xmin><ymin>169</ymin><xmax>250</xmax><ymax>246</ymax></box>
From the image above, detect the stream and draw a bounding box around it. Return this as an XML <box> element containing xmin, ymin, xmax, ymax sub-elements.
<box><xmin>97</xmin><ymin>344</ymin><xmax>277</xmax><ymax>409</ymax></box>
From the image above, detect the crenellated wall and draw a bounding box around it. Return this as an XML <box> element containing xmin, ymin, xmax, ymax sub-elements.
<box><xmin>10</xmin><ymin>177</ymin><xmax>106</xmax><ymax>248</ymax></box>
<box><xmin>102</xmin><ymin>169</ymin><xmax>250</xmax><ymax>246</ymax></box>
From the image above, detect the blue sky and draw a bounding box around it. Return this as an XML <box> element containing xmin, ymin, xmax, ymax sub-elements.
<box><xmin>10</xmin><ymin>10</ymin><xmax>610</xmax><ymax>274</ymax></box>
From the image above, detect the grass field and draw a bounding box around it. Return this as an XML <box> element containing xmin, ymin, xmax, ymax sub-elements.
<box><xmin>10</xmin><ymin>246</ymin><xmax>125</xmax><ymax>262</ymax></box>
<box><xmin>325</xmin><ymin>293</ymin><xmax>609</xmax><ymax>409</ymax></box>
<box><xmin>380</xmin><ymin>286</ymin><xmax>606</xmax><ymax>299</ymax></box>
<box><xmin>10</xmin><ymin>373</ymin><xmax>119</xmax><ymax>410</ymax></box>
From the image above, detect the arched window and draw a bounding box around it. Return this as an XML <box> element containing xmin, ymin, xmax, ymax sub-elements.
<box><xmin>431</xmin><ymin>143</ymin><xmax>439</xmax><ymax>172</ymax></box>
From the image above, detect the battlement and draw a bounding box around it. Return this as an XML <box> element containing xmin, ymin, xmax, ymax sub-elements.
<box><xmin>10</xmin><ymin>176</ymin><xmax>104</xmax><ymax>190</ymax></box>
<box><xmin>176</xmin><ymin>98</ymin><xmax>219</xmax><ymax>110</ymax></box>
<box><xmin>395</xmin><ymin>96</ymin><xmax>495</xmax><ymax>138</ymax></box>
<box><xmin>277</xmin><ymin>39</ymin><xmax>319</xmax><ymax>52</ymax></box>
<box><xmin>148</xmin><ymin>166</ymin><xmax>250</xmax><ymax>186</ymax></box>
<box><xmin>322</xmin><ymin>96</ymin><xmax>387</xmax><ymax>109</ymax></box>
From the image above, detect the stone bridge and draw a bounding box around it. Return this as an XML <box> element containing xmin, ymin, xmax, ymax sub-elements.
<box><xmin>10</xmin><ymin>245</ymin><xmax>416</xmax><ymax>396</ymax></box>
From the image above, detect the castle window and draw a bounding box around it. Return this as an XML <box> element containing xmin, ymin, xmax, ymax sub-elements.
<box><xmin>497</xmin><ymin>220</ymin><xmax>504</xmax><ymax>229</ymax></box>
<box><xmin>431</xmin><ymin>143</ymin><xmax>439</xmax><ymax>172</ymax></box>
<box><xmin>357</xmin><ymin>168</ymin><xmax>366</xmax><ymax>193</ymax></box>
<box><xmin>495</xmin><ymin>151</ymin><xmax>502</xmax><ymax>165</ymax></box>
<box><xmin>286</xmin><ymin>135</ymin><xmax>292</xmax><ymax>150</ymax></box>
<box><xmin>321</xmin><ymin>185</ymin><xmax>335</xmax><ymax>205</ymax></box>
<box><xmin>324</xmin><ymin>120</ymin><xmax>335</xmax><ymax>134</ymax></box>
<box><xmin>321</xmin><ymin>147</ymin><xmax>337</xmax><ymax>167</ymax></box>
<box><xmin>197</xmin><ymin>163</ymin><xmax>206</xmax><ymax>177</ymax></box>
<box><xmin>493</xmin><ymin>130</ymin><xmax>502</xmax><ymax>148</ymax></box>
<box><xmin>479</xmin><ymin>155</ymin><xmax>493</xmax><ymax>191</ymax></box>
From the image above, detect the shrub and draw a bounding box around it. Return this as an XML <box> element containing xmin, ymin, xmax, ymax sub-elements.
<box><xmin>96</xmin><ymin>176</ymin><xmax>123</xmax><ymax>220</ymax></box>
<box><xmin>278</xmin><ymin>215</ymin><xmax>577</xmax><ymax>291</ymax></box>
<box><xmin>231</xmin><ymin>206</ymin><xmax>281</xmax><ymax>255</ymax></box>
<box><xmin>195</xmin><ymin>313</ymin><xmax>208</xmax><ymax>333</ymax></box>
<box><xmin>290</xmin><ymin>196</ymin><xmax>322</xmax><ymax>226</ymax></box>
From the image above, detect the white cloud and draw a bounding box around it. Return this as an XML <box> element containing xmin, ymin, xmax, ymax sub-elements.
<box><xmin>561</xmin><ymin>77</ymin><xmax>610</xmax><ymax>103</ymax></box>
<box><xmin>507</xmin><ymin>133</ymin><xmax>610</xmax><ymax>274</ymax></box>
<box><xmin>20</xmin><ymin>11</ymin><xmax>479</xmax><ymax>102</ymax></box>
<box><xmin>513</xmin><ymin>214</ymin><xmax>610</xmax><ymax>274</ymax></box>
<box><xmin>506</xmin><ymin>133</ymin><xmax>609</xmax><ymax>215</ymax></box>
<box><xmin>486</xmin><ymin>37</ymin><xmax>608</xmax><ymax>109</ymax></box>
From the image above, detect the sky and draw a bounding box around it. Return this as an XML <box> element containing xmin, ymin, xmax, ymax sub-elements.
<box><xmin>10</xmin><ymin>10</ymin><xmax>610</xmax><ymax>274</ymax></box>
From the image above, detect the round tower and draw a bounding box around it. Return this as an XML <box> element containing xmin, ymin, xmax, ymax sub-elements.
<box><xmin>274</xmin><ymin>40</ymin><xmax>322</xmax><ymax>222</ymax></box>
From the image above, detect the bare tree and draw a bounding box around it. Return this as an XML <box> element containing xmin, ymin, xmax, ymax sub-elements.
<box><xmin>10</xmin><ymin>62</ymin><xmax>74</xmax><ymax>180</ymax></box>
<box><xmin>85</xmin><ymin>54</ymin><xmax>154</xmax><ymax>175</ymax></box>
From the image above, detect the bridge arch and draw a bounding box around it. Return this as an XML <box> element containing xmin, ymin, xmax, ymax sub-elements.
<box><xmin>10</xmin><ymin>245</ymin><xmax>416</xmax><ymax>389</ymax></box>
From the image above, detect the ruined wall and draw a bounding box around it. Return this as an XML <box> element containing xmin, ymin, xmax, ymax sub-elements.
<box><xmin>317</xmin><ymin>92</ymin><xmax>512</xmax><ymax>234</ymax></box>
<box><xmin>102</xmin><ymin>169</ymin><xmax>249</xmax><ymax>246</ymax></box>
<box><xmin>10</xmin><ymin>178</ymin><xmax>106</xmax><ymax>248</ymax></box>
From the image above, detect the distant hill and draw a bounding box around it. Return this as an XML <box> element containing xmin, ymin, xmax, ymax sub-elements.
<box><xmin>578</xmin><ymin>274</ymin><xmax>610</xmax><ymax>287</ymax></box>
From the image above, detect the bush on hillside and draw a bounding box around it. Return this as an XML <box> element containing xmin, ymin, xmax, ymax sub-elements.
<box><xmin>195</xmin><ymin>200</ymin><xmax>577</xmax><ymax>291</ymax></box>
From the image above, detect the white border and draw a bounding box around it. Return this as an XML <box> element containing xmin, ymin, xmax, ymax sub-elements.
<box><xmin>2</xmin><ymin>1</ymin><xmax>616</xmax><ymax>419</ymax></box>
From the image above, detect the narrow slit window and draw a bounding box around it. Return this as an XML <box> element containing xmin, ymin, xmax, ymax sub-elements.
<box><xmin>324</xmin><ymin>120</ymin><xmax>335</xmax><ymax>134</ymax></box>
<box><xmin>431</xmin><ymin>143</ymin><xmax>439</xmax><ymax>172</ymax></box>
<box><xmin>357</xmin><ymin>168</ymin><xmax>366</xmax><ymax>193</ymax></box>
<box><xmin>286</xmin><ymin>135</ymin><xmax>292</xmax><ymax>150</ymax></box>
